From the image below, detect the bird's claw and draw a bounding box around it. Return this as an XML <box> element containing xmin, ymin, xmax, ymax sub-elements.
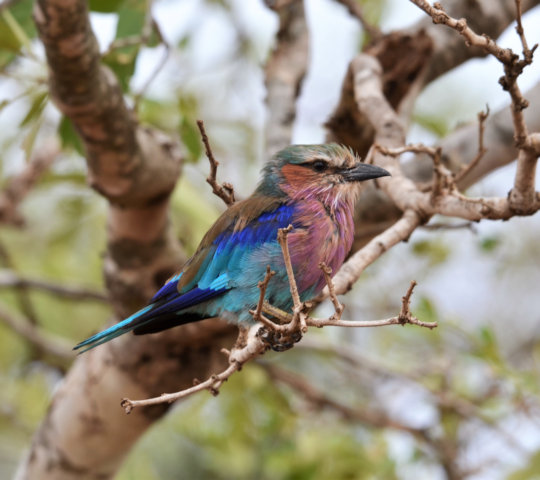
<box><xmin>258</xmin><ymin>327</ymin><xmax>303</xmax><ymax>352</ymax></box>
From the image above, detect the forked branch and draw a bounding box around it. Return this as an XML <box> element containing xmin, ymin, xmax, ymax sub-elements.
<box><xmin>197</xmin><ymin>120</ymin><xmax>236</xmax><ymax>206</ymax></box>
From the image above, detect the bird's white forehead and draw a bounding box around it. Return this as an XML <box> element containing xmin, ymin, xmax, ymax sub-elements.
<box><xmin>299</xmin><ymin>144</ymin><xmax>359</xmax><ymax>169</ymax></box>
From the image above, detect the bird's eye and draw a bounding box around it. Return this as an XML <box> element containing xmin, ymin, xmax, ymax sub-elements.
<box><xmin>311</xmin><ymin>160</ymin><xmax>328</xmax><ymax>172</ymax></box>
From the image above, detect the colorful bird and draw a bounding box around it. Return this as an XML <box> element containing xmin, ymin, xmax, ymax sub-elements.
<box><xmin>74</xmin><ymin>144</ymin><xmax>390</xmax><ymax>352</ymax></box>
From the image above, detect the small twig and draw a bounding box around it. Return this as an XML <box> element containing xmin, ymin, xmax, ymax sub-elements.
<box><xmin>398</xmin><ymin>280</ymin><xmax>416</xmax><ymax>324</ymax></box>
<box><xmin>514</xmin><ymin>0</ymin><xmax>533</xmax><ymax>61</ymax></box>
<box><xmin>307</xmin><ymin>314</ymin><xmax>437</xmax><ymax>330</ymax></box>
<box><xmin>277</xmin><ymin>225</ymin><xmax>307</xmax><ymax>333</ymax></box>
<box><xmin>121</xmin><ymin>324</ymin><xmax>267</xmax><ymax>413</ymax></box>
<box><xmin>252</xmin><ymin>265</ymin><xmax>276</xmax><ymax>323</ymax></box>
<box><xmin>309</xmin><ymin>280</ymin><xmax>436</xmax><ymax>330</ymax></box>
<box><xmin>0</xmin><ymin>269</ymin><xmax>109</xmax><ymax>302</ymax></box>
<box><xmin>133</xmin><ymin>19</ymin><xmax>171</xmax><ymax>109</ymax></box>
<box><xmin>0</xmin><ymin>139</ymin><xmax>58</xmax><ymax>226</ymax></box>
<box><xmin>319</xmin><ymin>262</ymin><xmax>344</xmax><ymax>321</ymax></box>
<box><xmin>121</xmin><ymin>361</ymin><xmax>240</xmax><ymax>413</ymax></box>
<box><xmin>376</xmin><ymin>143</ymin><xmax>453</xmax><ymax>197</ymax></box>
<box><xmin>375</xmin><ymin>143</ymin><xmax>438</xmax><ymax>158</ymax></box>
<box><xmin>196</xmin><ymin>120</ymin><xmax>236</xmax><ymax>206</ymax></box>
<box><xmin>409</xmin><ymin>0</ymin><xmax>535</xmax><ymax>150</ymax></box>
<box><xmin>454</xmin><ymin>106</ymin><xmax>489</xmax><ymax>184</ymax></box>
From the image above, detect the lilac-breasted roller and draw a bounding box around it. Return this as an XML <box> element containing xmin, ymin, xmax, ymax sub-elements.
<box><xmin>74</xmin><ymin>144</ymin><xmax>390</xmax><ymax>352</ymax></box>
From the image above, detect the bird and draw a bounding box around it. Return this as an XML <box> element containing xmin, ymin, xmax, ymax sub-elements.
<box><xmin>74</xmin><ymin>144</ymin><xmax>390</xmax><ymax>353</ymax></box>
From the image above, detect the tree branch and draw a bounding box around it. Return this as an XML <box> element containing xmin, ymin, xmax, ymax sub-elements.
<box><xmin>0</xmin><ymin>302</ymin><xmax>73</xmax><ymax>360</ymax></box>
<box><xmin>264</xmin><ymin>0</ymin><xmax>309</xmax><ymax>156</ymax></box>
<box><xmin>197</xmin><ymin>119</ymin><xmax>236</xmax><ymax>206</ymax></box>
<box><xmin>0</xmin><ymin>269</ymin><xmax>108</xmax><ymax>302</ymax></box>
<box><xmin>0</xmin><ymin>139</ymin><xmax>58</xmax><ymax>226</ymax></box>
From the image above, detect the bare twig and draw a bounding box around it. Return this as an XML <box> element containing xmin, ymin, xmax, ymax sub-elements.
<box><xmin>197</xmin><ymin>120</ymin><xmax>236</xmax><ymax>206</ymax></box>
<box><xmin>252</xmin><ymin>266</ymin><xmax>276</xmax><ymax>323</ymax></box>
<box><xmin>277</xmin><ymin>226</ymin><xmax>302</xmax><ymax>312</ymax></box>
<box><xmin>121</xmin><ymin>324</ymin><xmax>267</xmax><ymax>413</ymax></box>
<box><xmin>454</xmin><ymin>106</ymin><xmax>489</xmax><ymax>184</ymax></box>
<box><xmin>399</xmin><ymin>280</ymin><xmax>417</xmax><ymax>323</ymax></box>
<box><xmin>409</xmin><ymin>0</ymin><xmax>536</xmax><ymax>149</ymax></box>
<box><xmin>310</xmin><ymin>280</ymin><xmax>436</xmax><ymax>329</ymax></box>
<box><xmin>133</xmin><ymin>19</ymin><xmax>172</xmax><ymax>109</ymax></box>
<box><xmin>0</xmin><ymin>139</ymin><xmax>58</xmax><ymax>226</ymax></box>
<box><xmin>319</xmin><ymin>262</ymin><xmax>344</xmax><ymax>321</ymax></box>
<box><xmin>514</xmin><ymin>0</ymin><xmax>534</xmax><ymax>62</ymax></box>
<box><xmin>0</xmin><ymin>269</ymin><xmax>108</xmax><ymax>302</ymax></box>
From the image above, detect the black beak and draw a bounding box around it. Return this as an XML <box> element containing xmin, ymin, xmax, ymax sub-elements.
<box><xmin>342</xmin><ymin>163</ymin><xmax>391</xmax><ymax>182</ymax></box>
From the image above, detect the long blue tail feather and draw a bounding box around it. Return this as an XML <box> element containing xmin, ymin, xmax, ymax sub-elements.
<box><xmin>74</xmin><ymin>304</ymin><xmax>155</xmax><ymax>353</ymax></box>
<box><xmin>74</xmin><ymin>279</ymin><xmax>230</xmax><ymax>353</ymax></box>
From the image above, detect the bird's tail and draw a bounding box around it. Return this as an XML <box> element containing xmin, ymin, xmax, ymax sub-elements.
<box><xmin>73</xmin><ymin>304</ymin><xmax>156</xmax><ymax>353</ymax></box>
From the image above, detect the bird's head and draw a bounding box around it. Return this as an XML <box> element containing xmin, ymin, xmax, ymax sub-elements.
<box><xmin>257</xmin><ymin>144</ymin><xmax>390</xmax><ymax>207</ymax></box>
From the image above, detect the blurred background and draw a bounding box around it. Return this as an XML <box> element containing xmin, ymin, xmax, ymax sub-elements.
<box><xmin>1</xmin><ymin>0</ymin><xmax>540</xmax><ymax>478</ymax></box>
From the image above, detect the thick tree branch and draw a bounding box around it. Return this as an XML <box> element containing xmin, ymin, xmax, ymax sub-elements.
<box><xmin>34</xmin><ymin>0</ymin><xmax>181</xmax><ymax>207</ymax></box>
<box><xmin>264</xmin><ymin>0</ymin><xmax>309</xmax><ymax>156</ymax></box>
<box><xmin>326</xmin><ymin>0</ymin><xmax>540</xmax><ymax>157</ymax></box>
<box><xmin>410</xmin><ymin>0</ymin><xmax>539</xmax><ymax>215</ymax></box>
<box><xmin>18</xmin><ymin>2</ymin><xmax>238</xmax><ymax>480</ymax></box>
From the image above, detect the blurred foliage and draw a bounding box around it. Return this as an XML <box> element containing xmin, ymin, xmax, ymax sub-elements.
<box><xmin>0</xmin><ymin>0</ymin><xmax>35</xmax><ymax>70</ymax></box>
<box><xmin>1</xmin><ymin>0</ymin><xmax>540</xmax><ymax>479</ymax></box>
<box><xmin>412</xmin><ymin>239</ymin><xmax>451</xmax><ymax>266</ymax></box>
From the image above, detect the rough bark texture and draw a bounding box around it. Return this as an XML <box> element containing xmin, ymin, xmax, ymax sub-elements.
<box><xmin>328</xmin><ymin>0</ymin><xmax>540</xmax><ymax>250</ymax></box>
<box><xmin>352</xmin><ymin>81</ymin><xmax>540</xmax><ymax>249</ymax></box>
<box><xmin>264</xmin><ymin>0</ymin><xmax>309</xmax><ymax>156</ymax></box>
<box><xmin>326</xmin><ymin>0</ymin><xmax>540</xmax><ymax>157</ymax></box>
<box><xmin>16</xmin><ymin>1</ymin><xmax>237</xmax><ymax>479</ymax></box>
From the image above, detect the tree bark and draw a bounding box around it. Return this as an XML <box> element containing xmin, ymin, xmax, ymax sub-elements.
<box><xmin>16</xmin><ymin>1</ymin><xmax>237</xmax><ymax>479</ymax></box>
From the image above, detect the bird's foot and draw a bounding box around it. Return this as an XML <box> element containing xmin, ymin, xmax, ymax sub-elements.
<box><xmin>258</xmin><ymin>327</ymin><xmax>303</xmax><ymax>352</ymax></box>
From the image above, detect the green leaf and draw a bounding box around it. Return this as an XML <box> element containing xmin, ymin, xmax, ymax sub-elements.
<box><xmin>102</xmin><ymin>0</ymin><xmax>147</xmax><ymax>92</ymax></box>
<box><xmin>412</xmin><ymin>239</ymin><xmax>450</xmax><ymax>265</ymax></box>
<box><xmin>19</xmin><ymin>91</ymin><xmax>48</xmax><ymax>128</ymax></box>
<box><xmin>58</xmin><ymin>116</ymin><xmax>84</xmax><ymax>155</ymax></box>
<box><xmin>413</xmin><ymin>296</ymin><xmax>438</xmax><ymax>324</ymax></box>
<box><xmin>21</xmin><ymin>115</ymin><xmax>43</xmax><ymax>160</ymax></box>
<box><xmin>178</xmin><ymin>118</ymin><xmax>202</xmax><ymax>163</ymax></box>
<box><xmin>177</xmin><ymin>95</ymin><xmax>202</xmax><ymax>162</ymax></box>
<box><xmin>0</xmin><ymin>0</ymin><xmax>35</xmax><ymax>51</ymax></box>
<box><xmin>0</xmin><ymin>0</ymin><xmax>36</xmax><ymax>69</ymax></box>
<box><xmin>413</xmin><ymin>112</ymin><xmax>450</xmax><ymax>137</ymax></box>
<box><xmin>479</xmin><ymin>236</ymin><xmax>499</xmax><ymax>252</ymax></box>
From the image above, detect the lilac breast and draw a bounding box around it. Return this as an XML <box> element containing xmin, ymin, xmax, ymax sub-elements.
<box><xmin>288</xmin><ymin>199</ymin><xmax>355</xmax><ymax>295</ymax></box>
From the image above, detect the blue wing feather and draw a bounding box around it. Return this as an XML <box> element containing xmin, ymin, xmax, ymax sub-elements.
<box><xmin>74</xmin><ymin>202</ymin><xmax>297</xmax><ymax>352</ymax></box>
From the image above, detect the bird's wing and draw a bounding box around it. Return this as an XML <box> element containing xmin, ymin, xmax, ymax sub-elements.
<box><xmin>74</xmin><ymin>196</ymin><xmax>292</xmax><ymax>352</ymax></box>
